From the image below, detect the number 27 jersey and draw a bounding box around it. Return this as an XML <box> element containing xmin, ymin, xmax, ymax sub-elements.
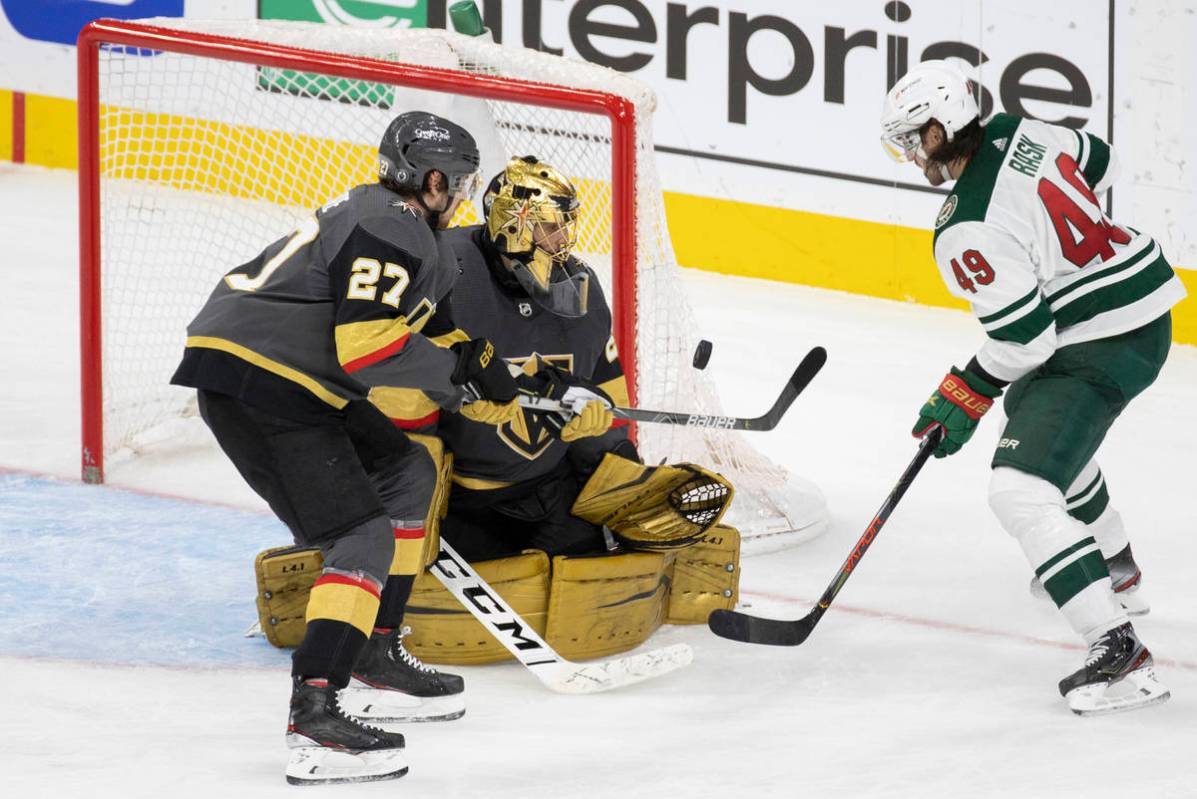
<box><xmin>932</xmin><ymin>113</ymin><xmax>1185</xmax><ymax>383</ymax></box>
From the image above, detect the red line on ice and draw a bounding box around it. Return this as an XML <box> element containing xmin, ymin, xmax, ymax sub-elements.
<box><xmin>741</xmin><ymin>588</ymin><xmax>1197</xmax><ymax>673</ymax></box>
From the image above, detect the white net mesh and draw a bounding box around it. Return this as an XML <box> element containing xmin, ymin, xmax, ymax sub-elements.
<box><xmin>89</xmin><ymin>19</ymin><xmax>826</xmax><ymax>552</ymax></box>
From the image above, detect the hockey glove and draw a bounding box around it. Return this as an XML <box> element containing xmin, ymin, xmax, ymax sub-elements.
<box><xmin>519</xmin><ymin>363</ymin><xmax>614</xmax><ymax>442</ymax></box>
<box><xmin>450</xmin><ymin>338</ymin><xmax>518</xmax><ymax>402</ymax></box>
<box><xmin>450</xmin><ymin>338</ymin><xmax>521</xmax><ymax>426</ymax></box>
<box><xmin>912</xmin><ymin>367</ymin><xmax>1002</xmax><ymax>458</ymax></box>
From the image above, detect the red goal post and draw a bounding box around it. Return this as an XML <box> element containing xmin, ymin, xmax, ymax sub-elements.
<box><xmin>76</xmin><ymin>17</ymin><xmax>827</xmax><ymax>552</ymax></box>
<box><xmin>78</xmin><ymin>18</ymin><xmax>639</xmax><ymax>484</ymax></box>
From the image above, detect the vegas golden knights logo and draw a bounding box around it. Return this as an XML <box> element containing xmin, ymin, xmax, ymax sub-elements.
<box><xmin>498</xmin><ymin>353</ymin><xmax>574</xmax><ymax>460</ymax></box>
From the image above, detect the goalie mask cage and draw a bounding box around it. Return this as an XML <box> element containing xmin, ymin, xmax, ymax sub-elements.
<box><xmin>78</xmin><ymin>18</ymin><xmax>826</xmax><ymax>553</ymax></box>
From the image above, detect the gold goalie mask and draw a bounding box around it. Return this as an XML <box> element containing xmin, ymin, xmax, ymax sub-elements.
<box><xmin>483</xmin><ymin>155</ymin><xmax>588</xmax><ymax>317</ymax></box>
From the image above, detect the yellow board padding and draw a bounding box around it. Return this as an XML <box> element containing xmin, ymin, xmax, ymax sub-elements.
<box><xmin>13</xmin><ymin>89</ymin><xmax>1195</xmax><ymax>342</ymax></box>
<box><xmin>306</xmin><ymin>577</ymin><xmax>381</xmax><ymax>635</ymax></box>
<box><xmin>1173</xmin><ymin>271</ymin><xmax>1197</xmax><ymax>345</ymax></box>
<box><xmin>25</xmin><ymin>94</ymin><xmax>76</xmax><ymax>169</ymax></box>
<box><xmin>664</xmin><ymin>189</ymin><xmax>962</xmax><ymax>310</ymax></box>
<box><xmin>0</xmin><ymin>90</ymin><xmax>12</xmax><ymax>162</ymax></box>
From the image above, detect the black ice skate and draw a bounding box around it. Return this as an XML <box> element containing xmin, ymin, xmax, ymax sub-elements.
<box><xmin>1029</xmin><ymin>544</ymin><xmax>1149</xmax><ymax>615</ymax></box>
<box><xmin>339</xmin><ymin>627</ymin><xmax>466</xmax><ymax>724</ymax></box>
<box><xmin>285</xmin><ymin>678</ymin><xmax>408</xmax><ymax>785</ymax></box>
<box><xmin>1058</xmin><ymin>622</ymin><xmax>1170</xmax><ymax>716</ymax></box>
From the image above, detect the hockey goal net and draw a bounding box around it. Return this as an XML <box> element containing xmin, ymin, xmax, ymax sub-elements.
<box><xmin>78</xmin><ymin>18</ymin><xmax>826</xmax><ymax>552</ymax></box>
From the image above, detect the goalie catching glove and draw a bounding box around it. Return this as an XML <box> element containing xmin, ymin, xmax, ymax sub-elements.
<box><xmin>913</xmin><ymin>366</ymin><xmax>1002</xmax><ymax>457</ymax></box>
<box><xmin>572</xmin><ymin>453</ymin><xmax>734</xmax><ymax>550</ymax></box>
<box><xmin>518</xmin><ymin>361</ymin><xmax>614</xmax><ymax>442</ymax></box>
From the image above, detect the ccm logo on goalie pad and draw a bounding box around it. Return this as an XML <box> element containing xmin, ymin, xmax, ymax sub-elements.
<box><xmin>431</xmin><ymin>549</ymin><xmax>551</xmax><ymax>655</ymax></box>
<box><xmin>684</xmin><ymin>414</ymin><xmax>735</xmax><ymax>430</ymax></box>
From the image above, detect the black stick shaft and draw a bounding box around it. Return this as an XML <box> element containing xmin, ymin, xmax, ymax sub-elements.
<box><xmin>706</xmin><ymin>429</ymin><xmax>941</xmax><ymax>646</ymax></box>
<box><xmin>807</xmin><ymin>430</ymin><xmax>941</xmax><ymax>625</ymax></box>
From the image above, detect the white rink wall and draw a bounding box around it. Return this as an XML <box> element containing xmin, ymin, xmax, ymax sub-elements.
<box><xmin>0</xmin><ymin>0</ymin><xmax>1194</xmax><ymax>264</ymax></box>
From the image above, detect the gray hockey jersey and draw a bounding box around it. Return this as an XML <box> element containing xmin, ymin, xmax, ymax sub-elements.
<box><xmin>172</xmin><ymin>183</ymin><xmax>462</xmax><ymax>422</ymax></box>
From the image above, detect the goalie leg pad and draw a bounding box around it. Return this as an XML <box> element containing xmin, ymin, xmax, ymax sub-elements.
<box><xmin>401</xmin><ymin>551</ymin><xmax>551</xmax><ymax>665</ymax></box>
<box><xmin>666</xmin><ymin>524</ymin><xmax>741</xmax><ymax>624</ymax></box>
<box><xmin>255</xmin><ymin>545</ymin><xmax>323</xmax><ymax>649</ymax></box>
<box><xmin>571</xmin><ymin>453</ymin><xmax>734</xmax><ymax>551</ymax></box>
<box><xmin>545</xmin><ymin>551</ymin><xmax>670</xmax><ymax>661</ymax></box>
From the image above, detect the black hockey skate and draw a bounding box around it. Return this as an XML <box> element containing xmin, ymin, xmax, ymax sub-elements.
<box><xmin>339</xmin><ymin>627</ymin><xmax>466</xmax><ymax>724</ymax></box>
<box><xmin>1029</xmin><ymin>544</ymin><xmax>1149</xmax><ymax>615</ymax></box>
<box><xmin>285</xmin><ymin>678</ymin><xmax>408</xmax><ymax>785</ymax></box>
<box><xmin>1058</xmin><ymin>622</ymin><xmax>1170</xmax><ymax>716</ymax></box>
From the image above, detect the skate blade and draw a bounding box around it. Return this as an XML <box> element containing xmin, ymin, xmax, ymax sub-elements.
<box><xmin>285</xmin><ymin>745</ymin><xmax>408</xmax><ymax>785</ymax></box>
<box><xmin>340</xmin><ymin>684</ymin><xmax>466</xmax><ymax>724</ymax></box>
<box><xmin>1066</xmin><ymin>666</ymin><xmax>1171</xmax><ymax>717</ymax></box>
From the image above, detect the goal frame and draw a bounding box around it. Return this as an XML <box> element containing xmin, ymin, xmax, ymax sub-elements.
<box><xmin>76</xmin><ymin>18</ymin><xmax>640</xmax><ymax>484</ymax></box>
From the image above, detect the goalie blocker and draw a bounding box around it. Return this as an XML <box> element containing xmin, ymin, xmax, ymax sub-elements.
<box><xmin>255</xmin><ymin>453</ymin><xmax>740</xmax><ymax>663</ymax></box>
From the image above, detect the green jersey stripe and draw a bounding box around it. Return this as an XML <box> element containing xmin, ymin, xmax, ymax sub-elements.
<box><xmin>1073</xmin><ymin>129</ymin><xmax>1089</xmax><ymax>170</ymax></box>
<box><xmin>1067</xmin><ymin>480</ymin><xmax>1110</xmax><ymax>526</ymax></box>
<box><xmin>1082</xmin><ymin>133</ymin><xmax>1111</xmax><ymax>188</ymax></box>
<box><xmin>1053</xmin><ymin>254</ymin><xmax>1175</xmax><ymax>328</ymax></box>
<box><xmin>1046</xmin><ymin>240</ymin><xmax>1157</xmax><ymax>305</ymax></box>
<box><xmin>1043</xmin><ymin>550</ymin><xmax>1109</xmax><ymax>606</ymax></box>
<box><xmin>1035</xmin><ymin>537</ymin><xmax>1098</xmax><ymax>577</ymax></box>
<box><xmin>988</xmin><ymin>299</ymin><xmax>1054</xmax><ymax>345</ymax></box>
<box><xmin>1066</xmin><ymin>470</ymin><xmax>1103</xmax><ymax>505</ymax></box>
<box><xmin>978</xmin><ymin>287</ymin><xmax>1039</xmax><ymax>325</ymax></box>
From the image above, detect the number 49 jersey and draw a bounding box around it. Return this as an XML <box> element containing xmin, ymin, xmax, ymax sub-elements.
<box><xmin>932</xmin><ymin>112</ymin><xmax>1185</xmax><ymax>383</ymax></box>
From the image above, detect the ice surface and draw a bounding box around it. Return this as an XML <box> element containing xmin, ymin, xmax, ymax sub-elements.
<box><xmin>2</xmin><ymin>164</ymin><xmax>1196</xmax><ymax>797</ymax></box>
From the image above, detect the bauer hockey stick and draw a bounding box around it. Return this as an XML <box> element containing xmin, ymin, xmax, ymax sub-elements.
<box><xmin>707</xmin><ymin>428</ymin><xmax>943</xmax><ymax>646</ymax></box>
<box><xmin>429</xmin><ymin>538</ymin><xmax>693</xmax><ymax>693</ymax></box>
<box><xmin>519</xmin><ymin>346</ymin><xmax>827</xmax><ymax>431</ymax></box>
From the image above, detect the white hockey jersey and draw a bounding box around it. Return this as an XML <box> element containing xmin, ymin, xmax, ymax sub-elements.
<box><xmin>932</xmin><ymin>113</ymin><xmax>1185</xmax><ymax>383</ymax></box>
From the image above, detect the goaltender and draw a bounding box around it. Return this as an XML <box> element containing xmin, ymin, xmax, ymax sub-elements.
<box><xmin>362</xmin><ymin>155</ymin><xmax>743</xmax><ymax>662</ymax></box>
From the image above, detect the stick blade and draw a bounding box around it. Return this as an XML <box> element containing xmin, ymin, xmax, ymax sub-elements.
<box><xmin>545</xmin><ymin>643</ymin><xmax>694</xmax><ymax>694</ymax></box>
<box><xmin>707</xmin><ymin>609</ymin><xmax>815</xmax><ymax>647</ymax></box>
<box><xmin>751</xmin><ymin>346</ymin><xmax>828</xmax><ymax>431</ymax></box>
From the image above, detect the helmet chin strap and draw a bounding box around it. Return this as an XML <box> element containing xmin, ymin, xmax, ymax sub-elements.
<box><xmin>916</xmin><ymin>145</ymin><xmax>954</xmax><ymax>183</ymax></box>
<box><xmin>416</xmin><ymin>195</ymin><xmax>442</xmax><ymax>228</ymax></box>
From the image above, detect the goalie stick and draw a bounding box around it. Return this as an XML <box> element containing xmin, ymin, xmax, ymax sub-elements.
<box><xmin>429</xmin><ymin>538</ymin><xmax>693</xmax><ymax>693</ymax></box>
<box><xmin>707</xmin><ymin>428</ymin><xmax>942</xmax><ymax>646</ymax></box>
<box><xmin>520</xmin><ymin>345</ymin><xmax>827</xmax><ymax>431</ymax></box>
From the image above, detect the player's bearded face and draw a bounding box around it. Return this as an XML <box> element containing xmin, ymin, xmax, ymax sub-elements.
<box><xmin>914</xmin><ymin>122</ymin><xmax>950</xmax><ymax>187</ymax></box>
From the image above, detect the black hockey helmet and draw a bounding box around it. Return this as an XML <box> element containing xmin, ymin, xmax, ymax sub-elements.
<box><xmin>377</xmin><ymin>111</ymin><xmax>482</xmax><ymax>200</ymax></box>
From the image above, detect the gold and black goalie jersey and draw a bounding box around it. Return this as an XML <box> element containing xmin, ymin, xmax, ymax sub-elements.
<box><xmin>376</xmin><ymin>225</ymin><xmax>630</xmax><ymax>487</ymax></box>
<box><xmin>172</xmin><ymin>183</ymin><xmax>463</xmax><ymax>423</ymax></box>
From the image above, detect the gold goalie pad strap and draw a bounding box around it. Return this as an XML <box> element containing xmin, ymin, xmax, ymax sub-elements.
<box><xmin>544</xmin><ymin>551</ymin><xmax>670</xmax><ymax>661</ymax></box>
<box><xmin>402</xmin><ymin>550</ymin><xmax>551</xmax><ymax>665</ymax></box>
<box><xmin>255</xmin><ymin>545</ymin><xmax>324</xmax><ymax>649</ymax></box>
<box><xmin>666</xmin><ymin>524</ymin><xmax>741</xmax><ymax>624</ymax></box>
<box><xmin>406</xmin><ymin>433</ymin><xmax>453</xmax><ymax>569</ymax></box>
<box><xmin>571</xmin><ymin>453</ymin><xmax>735</xmax><ymax>551</ymax></box>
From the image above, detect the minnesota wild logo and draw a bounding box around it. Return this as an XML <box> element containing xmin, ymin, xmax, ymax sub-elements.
<box><xmin>936</xmin><ymin>195</ymin><xmax>958</xmax><ymax>228</ymax></box>
<box><xmin>497</xmin><ymin>353</ymin><xmax>575</xmax><ymax>460</ymax></box>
